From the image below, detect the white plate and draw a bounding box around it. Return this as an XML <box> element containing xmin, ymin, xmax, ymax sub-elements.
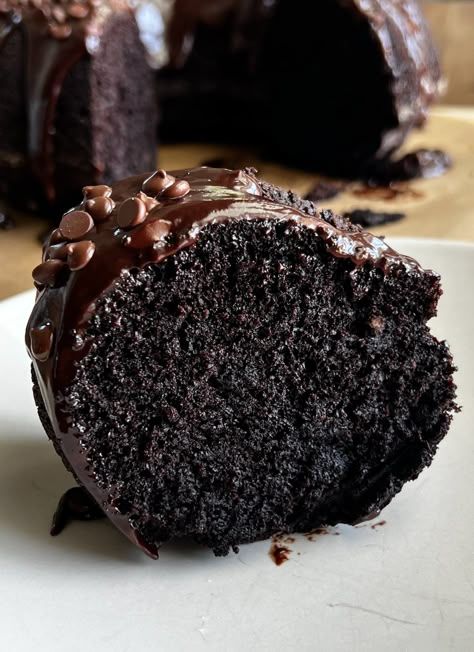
<box><xmin>0</xmin><ymin>238</ymin><xmax>473</xmax><ymax>652</ymax></box>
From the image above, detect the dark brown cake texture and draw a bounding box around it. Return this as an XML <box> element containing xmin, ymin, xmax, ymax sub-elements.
<box><xmin>1</xmin><ymin>0</ymin><xmax>445</xmax><ymax>211</ymax></box>
<box><xmin>0</xmin><ymin>0</ymin><xmax>158</xmax><ymax>209</ymax></box>
<box><xmin>26</xmin><ymin>167</ymin><xmax>458</xmax><ymax>558</ymax></box>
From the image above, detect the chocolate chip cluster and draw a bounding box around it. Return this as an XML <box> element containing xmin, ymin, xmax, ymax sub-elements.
<box><xmin>29</xmin><ymin>182</ymin><xmax>111</xmax><ymax>363</ymax></box>
<box><xmin>28</xmin><ymin>169</ymin><xmax>192</xmax><ymax>362</ymax></box>
<box><xmin>118</xmin><ymin>169</ymin><xmax>191</xmax><ymax>249</ymax></box>
<box><xmin>32</xmin><ymin>169</ymin><xmax>192</xmax><ymax>289</ymax></box>
<box><xmin>0</xmin><ymin>0</ymin><xmax>94</xmax><ymax>40</ymax></box>
<box><xmin>32</xmin><ymin>183</ymin><xmax>114</xmax><ymax>289</ymax></box>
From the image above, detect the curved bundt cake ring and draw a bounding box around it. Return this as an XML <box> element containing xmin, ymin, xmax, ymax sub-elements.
<box><xmin>1</xmin><ymin>0</ymin><xmax>442</xmax><ymax>208</ymax></box>
<box><xmin>26</xmin><ymin>167</ymin><xmax>457</xmax><ymax>557</ymax></box>
<box><xmin>159</xmin><ymin>0</ymin><xmax>443</xmax><ymax>174</ymax></box>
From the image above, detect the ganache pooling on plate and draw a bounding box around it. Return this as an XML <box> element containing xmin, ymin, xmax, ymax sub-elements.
<box><xmin>26</xmin><ymin>167</ymin><xmax>458</xmax><ymax>557</ymax></box>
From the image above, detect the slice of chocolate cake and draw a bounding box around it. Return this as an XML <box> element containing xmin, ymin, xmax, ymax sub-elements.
<box><xmin>0</xmin><ymin>1</ymin><xmax>158</xmax><ymax>209</ymax></box>
<box><xmin>26</xmin><ymin>167</ymin><xmax>457</xmax><ymax>558</ymax></box>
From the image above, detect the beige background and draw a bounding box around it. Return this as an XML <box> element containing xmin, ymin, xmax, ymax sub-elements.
<box><xmin>424</xmin><ymin>1</ymin><xmax>474</xmax><ymax>105</ymax></box>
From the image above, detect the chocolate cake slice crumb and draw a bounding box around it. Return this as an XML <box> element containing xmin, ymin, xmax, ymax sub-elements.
<box><xmin>27</xmin><ymin>167</ymin><xmax>458</xmax><ymax>558</ymax></box>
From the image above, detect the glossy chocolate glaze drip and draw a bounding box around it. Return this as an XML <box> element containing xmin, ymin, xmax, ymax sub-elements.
<box><xmin>26</xmin><ymin>13</ymin><xmax>89</xmax><ymax>201</ymax></box>
<box><xmin>26</xmin><ymin>166</ymin><xmax>424</xmax><ymax>557</ymax></box>
<box><xmin>354</xmin><ymin>0</ymin><xmax>442</xmax><ymax>156</ymax></box>
<box><xmin>0</xmin><ymin>1</ymin><xmax>158</xmax><ymax>202</ymax></box>
<box><xmin>367</xmin><ymin>148</ymin><xmax>453</xmax><ymax>185</ymax></box>
<box><xmin>167</xmin><ymin>0</ymin><xmax>276</xmax><ymax>69</ymax></box>
<box><xmin>51</xmin><ymin>486</ymin><xmax>105</xmax><ymax>536</ymax></box>
<box><xmin>1</xmin><ymin>3</ymin><xmax>95</xmax><ymax>200</ymax></box>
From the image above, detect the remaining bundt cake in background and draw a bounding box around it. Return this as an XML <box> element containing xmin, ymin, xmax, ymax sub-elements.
<box><xmin>26</xmin><ymin>166</ymin><xmax>457</xmax><ymax>557</ymax></box>
<box><xmin>2</xmin><ymin>0</ymin><xmax>442</xmax><ymax>208</ymax></box>
<box><xmin>0</xmin><ymin>0</ymin><xmax>158</xmax><ymax>209</ymax></box>
<box><xmin>158</xmin><ymin>0</ymin><xmax>443</xmax><ymax>175</ymax></box>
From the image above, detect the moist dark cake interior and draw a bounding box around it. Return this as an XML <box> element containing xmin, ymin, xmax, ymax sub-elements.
<box><xmin>26</xmin><ymin>167</ymin><xmax>458</xmax><ymax>557</ymax></box>
<box><xmin>0</xmin><ymin>1</ymin><xmax>157</xmax><ymax>209</ymax></box>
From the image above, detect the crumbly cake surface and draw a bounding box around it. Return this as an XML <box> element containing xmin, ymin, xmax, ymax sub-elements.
<box><xmin>27</xmin><ymin>167</ymin><xmax>457</xmax><ymax>556</ymax></box>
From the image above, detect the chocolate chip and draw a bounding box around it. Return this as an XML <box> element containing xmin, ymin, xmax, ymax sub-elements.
<box><xmin>117</xmin><ymin>197</ymin><xmax>147</xmax><ymax>229</ymax></box>
<box><xmin>51</xmin><ymin>6</ymin><xmax>66</xmax><ymax>22</ymax></box>
<box><xmin>30</xmin><ymin>324</ymin><xmax>54</xmax><ymax>362</ymax></box>
<box><xmin>67</xmin><ymin>240</ymin><xmax>96</xmax><ymax>271</ymax></box>
<box><xmin>59</xmin><ymin>210</ymin><xmax>94</xmax><ymax>240</ymax></box>
<box><xmin>137</xmin><ymin>191</ymin><xmax>160</xmax><ymax>213</ymax></box>
<box><xmin>47</xmin><ymin>243</ymin><xmax>69</xmax><ymax>261</ymax></box>
<box><xmin>163</xmin><ymin>179</ymin><xmax>190</xmax><ymax>199</ymax></box>
<box><xmin>82</xmin><ymin>184</ymin><xmax>112</xmax><ymax>199</ymax></box>
<box><xmin>67</xmin><ymin>2</ymin><xmax>90</xmax><ymax>19</ymax></box>
<box><xmin>85</xmin><ymin>196</ymin><xmax>115</xmax><ymax>223</ymax></box>
<box><xmin>49</xmin><ymin>228</ymin><xmax>65</xmax><ymax>244</ymax></box>
<box><xmin>48</xmin><ymin>22</ymin><xmax>72</xmax><ymax>39</ymax></box>
<box><xmin>32</xmin><ymin>259</ymin><xmax>66</xmax><ymax>287</ymax></box>
<box><xmin>142</xmin><ymin>170</ymin><xmax>175</xmax><ymax>195</ymax></box>
<box><xmin>126</xmin><ymin>220</ymin><xmax>171</xmax><ymax>249</ymax></box>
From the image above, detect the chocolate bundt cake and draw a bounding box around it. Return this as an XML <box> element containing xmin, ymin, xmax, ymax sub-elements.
<box><xmin>2</xmin><ymin>0</ymin><xmax>441</xmax><ymax>208</ymax></box>
<box><xmin>26</xmin><ymin>167</ymin><xmax>458</xmax><ymax>558</ymax></box>
<box><xmin>0</xmin><ymin>0</ymin><xmax>158</xmax><ymax>208</ymax></box>
<box><xmin>159</xmin><ymin>0</ymin><xmax>443</xmax><ymax>175</ymax></box>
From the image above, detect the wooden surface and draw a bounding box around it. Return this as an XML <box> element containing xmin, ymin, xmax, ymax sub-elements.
<box><xmin>0</xmin><ymin>108</ymin><xmax>473</xmax><ymax>301</ymax></box>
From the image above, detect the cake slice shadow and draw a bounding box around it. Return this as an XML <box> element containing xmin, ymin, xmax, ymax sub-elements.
<box><xmin>0</xmin><ymin>435</ymin><xmax>137</xmax><ymax>563</ymax></box>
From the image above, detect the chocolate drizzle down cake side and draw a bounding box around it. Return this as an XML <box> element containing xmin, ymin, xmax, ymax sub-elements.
<box><xmin>26</xmin><ymin>167</ymin><xmax>458</xmax><ymax>558</ymax></box>
<box><xmin>0</xmin><ymin>0</ymin><xmax>158</xmax><ymax>209</ymax></box>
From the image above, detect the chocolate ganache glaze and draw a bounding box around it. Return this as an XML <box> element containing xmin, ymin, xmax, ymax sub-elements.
<box><xmin>26</xmin><ymin>167</ymin><xmax>423</xmax><ymax>557</ymax></box>
<box><xmin>1</xmin><ymin>0</ymin><xmax>445</xmax><ymax>210</ymax></box>
<box><xmin>0</xmin><ymin>0</ymin><xmax>161</xmax><ymax>202</ymax></box>
<box><xmin>158</xmin><ymin>0</ymin><xmax>443</xmax><ymax>174</ymax></box>
<box><xmin>353</xmin><ymin>0</ymin><xmax>442</xmax><ymax>152</ymax></box>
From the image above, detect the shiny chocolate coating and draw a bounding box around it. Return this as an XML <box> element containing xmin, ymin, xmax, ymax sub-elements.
<box><xmin>25</xmin><ymin>166</ymin><xmax>422</xmax><ymax>558</ymax></box>
<box><xmin>0</xmin><ymin>0</ymin><xmax>443</xmax><ymax>206</ymax></box>
<box><xmin>0</xmin><ymin>2</ymin><xmax>158</xmax><ymax>203</ymax></box>
<box><xmin>59</xmin><ymin>210</ymin><xmax>94</xmax><ymax>240</ymax></box>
